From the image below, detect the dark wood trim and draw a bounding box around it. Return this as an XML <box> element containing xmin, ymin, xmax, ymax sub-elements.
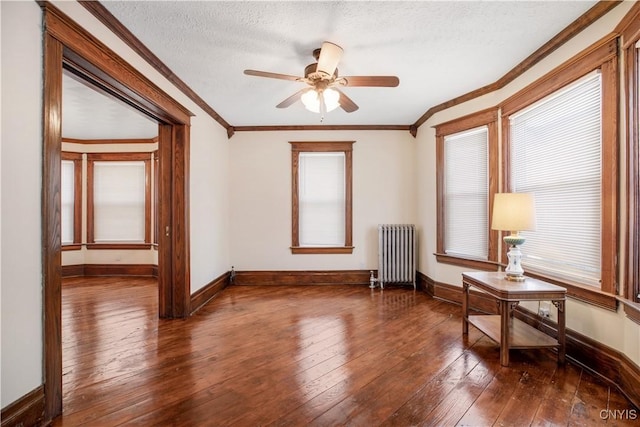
<box><xmin>61</xmin><ymin>263</ymin><xmax>158</xmax><ymax>278</ymax></box>
<box><xmin>233</xmin><ymin>270</ymin><xmax>372</xmax><ymax>286</ymax></box>
<box><xmin>62</xmin><ymin>137</ymin><xmax>157</xmax><ymax>145</ymax></box>
<box><xmin>622</xmin><ymin>7</ymin><xmax>640</xmax><ymax>302</ymax></box>
<box><xmin>233</xmin><ymin>125</ymin><xmax>412</xmax><ymax>134</ymax></box>
<box><xmin>42</xmin><ymin>3</ymin><xmax>192</xmax><ymax>125</ymax></box>
<box><xmin>619</xmin><ymin>298</ymin><xmax>640</xmax><ymax>326</ymax></box>
<box><xmin>0</xmin><ymin>385</ymin><xmax>45</xmax><ymax>427</ymax></box>
<box><xmin>501</xmin><ymin>33</ymin><xmax>617</xmax><ymax>116</ymax></box>
<box><xmin>78</xmin><ymin>0</ymin><xmax>232</xmax><ymax>134</ymax></box>
<box><xmin>432</xmin><ymin>107</ymin><xmax>498</xmax><ymax>136</ymax></box>
<box><xmin>417</xmin><ymin>271</ymin><xmax>639</xmax><ymax>409</ymax></box>
<box><xmin>419</xmin><ymin>274</ymin><xmax>499</xmax><ymax>315</ymax></box>
<box><xmin>190</xmin><ymin>271</ymin><xmax>231</xmax><ymax>315</ymax></box>
<box><xmin>514</xmin><ymin>306</ymin><xmax>640</xmax><ymax>409</ymax></box>
<box><xmin>42</xmin><ymin>31</ymin><xmax>64</xmax><ymax>420</ymax></box>
<box><xmin>616</xmin><ymin>1</ymin><xmax>640</xmax><ymax>47</ymax></box>
<box><xmin>170</xmin><ymin>124</ymin><xmax>191</xmax><ymax>318</ymax></box>
<box><xmin>412</xmin><ymin>1</ymin><xmax>622</xmax><ymax>129</ymax></box>
<box><xmin>86</xmin><ymin>243</ymin><xmax>153</xmax><ymax>250</ymax></box>
<box><xmin>434</xmin><ymin>253</ymin><xmax>500</xmax><ymax>271</ymax></box>
<box><xmin>434</xmin><ymin>108</ymin><xmax>499</xmax><ymax>264</ymax></box>
<box><xmin>42</xmin><ymin>2</ymin><xmax>192</xmax><ymax>419</ymax></box>
<box><xmin>290</xmin><ymin>246</ymin><xmax>355</xmax><ymax>254</ymax></box>
<box><xmin>290</xmin><ymin>141</ymin><xmax>354</xmax><ymax>252</ymax></box>
<box><xmin>61</xmin><ymin>264</ymin><xmax>85</xmax><ymax>278</ymax></box>
<box><xmin>522</xmin><ymin>270</ymin><xmax>617</xmax><ymax>311</ymax></box>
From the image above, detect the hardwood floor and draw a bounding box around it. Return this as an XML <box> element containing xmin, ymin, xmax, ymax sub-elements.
<box><xmin>54</xmin><ymin>276</ymin><xmax>637</xmax><ymax>426</ymax></box>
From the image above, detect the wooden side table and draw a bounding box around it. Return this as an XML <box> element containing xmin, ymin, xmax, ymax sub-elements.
<box><xmin>462</xmin><ymin>271</ymin><xmax>566</xmax><ymax>367</ymax></box>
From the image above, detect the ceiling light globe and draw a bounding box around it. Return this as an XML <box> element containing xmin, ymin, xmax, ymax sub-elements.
<box><xmin>323</xmin><ymin>88</ymin><xmax>340</xmax><ymax>112</ymax></box>
<box><xmin>301</xmin><ymin>89</ymin><xmax>320</xmax><ymax>113</ymax></box>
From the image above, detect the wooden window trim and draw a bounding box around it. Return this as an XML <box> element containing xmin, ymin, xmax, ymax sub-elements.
<box><xmin>290</xmin><ymin>141</ymin><xmax>354</xmax><ymax>254</ymax></box>
<box><xmin>500</xmin><ymin>33</ymin><xmax>619</xmax><ymax>305</ymax></box>
<box><xmin>61</xmin><ymin>152</ymin><xmax>82</xmax><ymax>250</ymax></box>
<box><xmin>86</xmin><ymin>152</ymin><xmax>152</xmax><ymax>249</ymax></box>
<box><xmin>434</xmin><ymin>107</ymin><xmax>499</xmax><ymax>268</ymax></box>
<box><xmin>620</xmin><ymin>3</ymin><xmax>640</xmax><ymax>303</ymax></box>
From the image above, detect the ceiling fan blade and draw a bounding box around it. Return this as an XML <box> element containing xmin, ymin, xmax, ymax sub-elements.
<box><xmin>316</xmin><ymin>42</ymin><xmax>343</xmax><ymax>77</ymax></box>
<box><xmin>244</xmin><ymin>69</ymin><xmax>301</xmax><ymax>82</ymax></box>
<box><xmin>337</xmin><ymin>90</ymin><xmax>359</xmax><ymax>113</ymax></box>
<box><xmin>276</xmin><ymin>89</ymin><xmax>306</xmax><ymax>108</ymax></box>
<box><xmin>340</xmin><ymin>76</ymin><xmax>400</xmax><ymax>87</ymax></box>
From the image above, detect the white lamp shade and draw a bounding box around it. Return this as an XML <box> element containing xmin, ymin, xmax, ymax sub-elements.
<box><xmin>491</xmin><ymin>192</ymin><xmax>537</xmax><ymax>231</ymax></box>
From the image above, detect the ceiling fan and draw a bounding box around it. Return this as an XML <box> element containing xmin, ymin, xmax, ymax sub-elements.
<box><xmin>244</xmin><ymin>42</ymin><xmax>399</xmax><ymax>118</ymax></box>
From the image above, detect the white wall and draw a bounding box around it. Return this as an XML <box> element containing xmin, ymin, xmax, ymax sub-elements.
<box><xmin>416</xmin><ymin>1</ymin><xmax>640</xmax><ymax>365</ymax></box>
<box><xmin>1</xmin><ymin>0</ymin><xmax>44</xmax><ymax>408</ymax></box>
<box><xmin>229</xmin><ymin>130</ymin><xmax>416</xmax><ymax>271</ymax></box>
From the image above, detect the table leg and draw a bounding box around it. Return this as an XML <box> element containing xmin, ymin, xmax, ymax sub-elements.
<box><xmin>500</xmin><ymin>300</ymin><xmax>510</xmax><ymax>366</ymax></box>
<box><xmin>554</xmin><ymin>299</ymin><xmax>566</xmax><ymax>364</ymax></box>
<box><xmin>462</xmin><ymin>282</ymin><xmax>469</xmax><ymax>335</ymax></box>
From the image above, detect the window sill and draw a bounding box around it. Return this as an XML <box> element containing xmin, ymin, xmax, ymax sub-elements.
<box><xmin>87</xmin><ymin>243</ymin><xmax>152</xmax><ymax>250</ymax></box>
<box><xmin>618</xmin><ymin>297</ymin><xmax>640</xmax><ymax>325</ymax></box>
<box><xmin>434</xmin><ymin>253</ymin><xmax>499</xmax><ymax>271</ymax></box>
<box><xmin>62</xmin><ymin>244</ymin><xmax>82</xmax><ymax>251</ymax></box>
<box><xmin>291</xmin><ymin>246</ymin><xmax>354</xmax><ymax>254</ymax></box>
<box><xmin>523</xmin><ymin>270</ymin><xmax>618</xmax><ymax>311</ymax></box>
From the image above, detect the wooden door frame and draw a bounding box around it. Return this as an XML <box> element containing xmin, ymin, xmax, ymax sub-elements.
<box><xmin>42</xmin><ymin>2</ymin><xmax>192</xmax><ymax>420</ymax></box>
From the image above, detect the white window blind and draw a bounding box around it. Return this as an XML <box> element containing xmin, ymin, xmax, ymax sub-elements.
<box><xmin>443</xmin><ymin>127</ymin><xmax>489</xmax><ymax>259</ymax></box>
<box><xmin>93</xmin><ymin>161</ymin><xmax>146</xmax><ymax>243</ymax></box>
<box><xmin>510</xmin><ymin>73</ymin><xmax>602</xmax><ymax>286</ymax></box>
<box><xmin>299</xmin><ymin>152</ymin><xmax>345</xmax><ymax>246</ymax></box>
<box><xmin>61</xmin><ymin>160</ymin><xmax>75</xmax><ymax>245</ymax></box>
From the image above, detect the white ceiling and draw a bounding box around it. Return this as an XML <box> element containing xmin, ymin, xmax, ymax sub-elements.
<box><xmin>64</xmin><ymin>0</ymin><xmax>600</xmax><ymax>135</ymax></box>
<box><xmin>62</xmin><ymin>72</ymin><xmax>158</xmax><ymax>139</ymax></box>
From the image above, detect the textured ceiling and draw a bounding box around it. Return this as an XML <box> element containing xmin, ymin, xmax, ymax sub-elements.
<box><xmin>63</xmin><ymin>72</ymin><xmax>158</xmax><ymax>140</ymax></box>
<box><xmin>67</xmin><ymin>1</ymin><xmax>599</xmax><ymax>133</ymax></box>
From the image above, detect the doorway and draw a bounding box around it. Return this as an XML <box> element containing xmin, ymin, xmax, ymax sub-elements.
<box><xmin>42</xmin><ymin>3</ymin><xmax>192</xmax><ymax>420</ymax></box>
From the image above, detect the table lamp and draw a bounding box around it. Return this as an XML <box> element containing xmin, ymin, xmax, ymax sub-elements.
<box><xmin>491</xmin><ymin>192</ymin><xmax>537</xmax><ymax>281</ymax></box>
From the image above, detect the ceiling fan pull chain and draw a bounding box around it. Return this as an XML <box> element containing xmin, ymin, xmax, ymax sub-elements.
<box><xmin>319</xmin><ymin>91</ymin><xmax>327</xmax><ymax>122</ymax></box>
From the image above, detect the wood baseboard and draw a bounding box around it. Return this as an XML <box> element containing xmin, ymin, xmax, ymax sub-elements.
<box><xmin>0</xmin><ymin>385</ymin><xmax>45</xmax><ymax>427</ymax></box>
<box><xmin>62</xmin><ymin>264</ymin><xmax>158</xmax><ymax>278</ymax></box>
<box><xmin>514</xmin><ymin>306</ymin><xmax>640</xmax><ymax>409</ymax></box>
<box><xmin>417</xmin><ymin>271</ymin><xmax>640</xmax><ymax>409</ymax></box>
<box><xmin>233</xmin><ymin>270</ymin><xmax>373</xmax><ymax>286</ymax></box>
<box><xmin>417</xmin><ymin>271</ymin><xmax>498</xmax><ymax>314</ymax></box>
<box><xmin>190</xmin><ymin>271</ymin><xmax>230</xmax><ymax>315</ymax></box>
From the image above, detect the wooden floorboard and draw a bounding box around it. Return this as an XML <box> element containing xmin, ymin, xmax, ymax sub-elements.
<box><xmin>52</xmin><ymin>277</ymin><xmax>637</xmax><ymax>426</ymax></box>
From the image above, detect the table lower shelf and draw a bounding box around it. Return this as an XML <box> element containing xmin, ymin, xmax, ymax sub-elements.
<box><xmin>468</xmin><ymin>314</ymin><xmax>559</xmax><ymax>349</ymax></box>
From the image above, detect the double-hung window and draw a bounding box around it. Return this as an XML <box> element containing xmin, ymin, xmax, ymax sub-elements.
<box><xmin>87</xmin><ymin>153</ymin><xmax>151</xmax><ymax>248</ymax></box>
<box><xmin>290</xmin><ymin>141</ymin><xmax>354</xmax><ymax>254</ymax></box>
<box><xmin>435</xmin><ymin>109</ymin><xmax>499</xmax><ymax>268</ymax></box>
<box><xmin>501</xmin><ymin>35</ymin><xmax>617</xmax><ymax>304</ymax></box>
<box><xmin>61</xmin><ymin>152</ymin><xmax>82</xmax><ymax>249</ymax></box>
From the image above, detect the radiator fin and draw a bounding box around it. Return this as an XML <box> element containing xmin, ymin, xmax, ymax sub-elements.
<box><xmin>378</xmin><ymin>224</ymin><xmax>416</xmax><ymax>289</ymax></box>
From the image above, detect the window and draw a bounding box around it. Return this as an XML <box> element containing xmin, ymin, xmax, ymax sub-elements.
<box><xmin>502</xmin><ymin>35</ymin><xmax>617</xmax><ymax>305</ymax></box>
<box><xmin>290</xmin><ymin>141</ymin><xmax>354</xmax><ymax>254</ymax></box>
<box><xmin>61</xmin><ymin>152</ymin><xmax>82</xmax><ymax>249</ymax></box>
<box><xmin>87</xmin><ymin>153</ymin><xmax>151</xmax><ymax>249</ymax></box>
<box><xmin>435</xmin><ymin>108</ymin><xmax>499</xmax><ymax>269</ymax></box>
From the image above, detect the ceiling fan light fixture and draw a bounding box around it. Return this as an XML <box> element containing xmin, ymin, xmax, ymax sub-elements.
<box><xmin>301</xmin><ymin>88</ymin><xmax>340</xmax><ymax>113</ymax></box>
